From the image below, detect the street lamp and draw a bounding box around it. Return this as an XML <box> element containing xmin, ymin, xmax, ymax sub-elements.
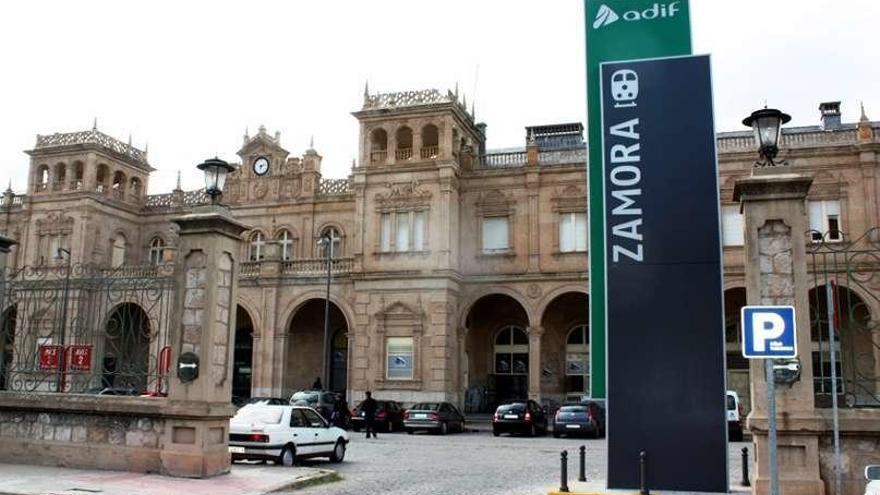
<box><xmin>316</xmin><ymin>232</ymin><xmax>334</xmax><ymax>391</ymax></box>
<box><xmin>742</xmin><ymin>107</ymin><xmax>791</xmax><ymax>167</ymax></box>
<box><xmin>197</xmin><ymin>157</ymin><xmax>235</xmax><ymax>203</ymax></box>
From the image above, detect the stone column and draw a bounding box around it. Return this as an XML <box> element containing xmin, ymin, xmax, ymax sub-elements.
<box><xmin>734</xmin><ymin>172</ymin><xmax>825</xmax><ymax>495</ymax></box>
<box><xmin>160</xmin><ymin>207</ymin><xmax>248</xmax><ymax>478</ymax></box>
<box><xmin>527</xmin><ymin>326</ymin><xmax>544</xmax><ymax>401</ymax></box>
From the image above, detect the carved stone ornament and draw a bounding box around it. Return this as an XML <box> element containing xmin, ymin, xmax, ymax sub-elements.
<box><xmin>476</xmin><ymin>189</ymin><xmax>514</xmax><ymax>216</ymax></box>
<box><xmin>552</xmin><ymin>184</ymin><xmax>587</xmax><ymax>213</ymax></box>
<box><xmin>375</xmin><ymin>180</ymin><xmax>432</xmax><ymax>209</ymax></box>
<box><xmin>527</xmin><ymin>284</ymin><xmax>542</xmax><ymax>299</ymax></box>
<box><xmin>253</xmin><ymin>182</ymin><xmax>269</xmax><ymax>200</ymax></box>
<box><xmin>35</xmin><ymin>211</ymin><xmax>75</xmax><ymax>231</ymax></box>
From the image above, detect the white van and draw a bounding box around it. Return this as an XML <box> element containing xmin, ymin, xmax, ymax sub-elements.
<box><xmin>727</xmin><ymin>391</ymin><xmax>744</xmax><ymax>441</ymax></box>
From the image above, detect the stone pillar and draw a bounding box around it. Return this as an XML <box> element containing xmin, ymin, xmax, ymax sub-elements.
<box><xmin>527</xmin><ymin>326</ymin><xmax>544</xmax><ymax>401</ymax></box>
<box><xmin>734</xmin><ymin>172</ymin><xmax>825</xmax><ymax>495</ymax></box>
<box><xmin>160</xmin><ymin>207</ymin><xmax>248</xmax><ymax>478</ymax></box>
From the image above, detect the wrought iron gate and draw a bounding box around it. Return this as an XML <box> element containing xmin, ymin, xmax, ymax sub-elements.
<box><xmin>0</xmin><ymin>263</ymin><xmax>175</xmax><ymax>396</ymax></box>
<box><xmin>809</xmin><ymin>228</ymin><xmax>880</xmax><ymax>408</ymax></box>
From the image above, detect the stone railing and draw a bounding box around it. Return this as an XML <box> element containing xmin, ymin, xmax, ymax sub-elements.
<box><xmin>239</xmin><ymin>261</ymin><xmax>261</xmax><ymax>277</ymax></box>
<box><xmin>538</xmin><ymin>147</ymin><xmax>587</xmax><ymax>166</ymax></box>
<box><xmin>0</xmin><ymin>194</ymin><xmax>25</xmax><ymax>210</ymax></box>
<box><xmin>717</xmin><ymin>127</ymin><xmax>863</xmax><ymax>153</ymax></box>
<box><xmin>364</xmin><ymin>89</ymin><xmax>450</xmax><ymax>110</ymax></box>
<box><xmin>479</xmin><ymin>151</ymin><xmax>527</xmax><ymax>168</ymax></box>
<box><xmin>370</xmin><ymin>151</ymin><xmax>387</xmax><ymax>164</ymax></box>
<box><xmin>420</xmin><ymin>146</ymin><xmax>439</xmax><ymax>159</ymax></box>
<box><xmin>35</xmin><ymin>129</ymin><xmax>148</xmax><ymax>166</ymax></box>
<box><xmin>282</xmin><ymin>257</ymin><xmax>353</xmax><ymax>277</ymax></box>
<box><xmin>318</xmin><ymin>178</ymin><xmax>353</xmax><ymax>196</ymax></box>
<box><xmin>395</xmin><ymin>148</ymin><xmax>413</xmax><ymax>161</ymax></box>
<box><xmin>143</xmin><ymin>189</ymin><xmax>210</xmax><ymax>211</ymax></box>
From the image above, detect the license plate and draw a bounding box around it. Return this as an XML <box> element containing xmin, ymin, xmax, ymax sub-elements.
<box><xmin>229</xmin><ymin>446</ymin><xmax>245</xmax><ymax>454</ymax></box>
<box><xmin>566</xmin><ymin>424</ymin><xmax>581</xmax><ymax>429</ymax></box>
<box><xmin>415</xmin><ymin>413</ymin><xmax>427</xmax><ymax>419</ymax></box>
<box><xmin>504</xmin><ymin>414</ymin><xmax>519</xmax><ymax>419</ymax></box>
<box><xmin>360</xmin><ymin>412</ymin><xmax>365</xmax><ymax>417</ymax></box>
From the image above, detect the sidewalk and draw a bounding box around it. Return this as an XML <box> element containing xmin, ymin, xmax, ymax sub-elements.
<box><xmin>0</xmin><ymin>462</ymin><xmax>335</xmax><ymax>495</ymax></box>
<box><xmin>547</xmin><ymin>479</ymin><xmax>753</xmax><ymax>495</ymax></box>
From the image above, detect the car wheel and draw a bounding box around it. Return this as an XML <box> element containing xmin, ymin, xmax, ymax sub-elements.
<box><xmin>406</xmin><ymin>428</ymin><xmax>414</xmax><ymax>435</ymax></box>
<box><xmin>329</xmin><ymin>439</ymin><xmax>346</xmax><ymax>463</ymax></box>
<box><xmin>278</xmin><ymin>445</ymin><xmax>296</xmax><ymax>467</ymax></box>
<box><xmin>493</xmin><ymin>430</ymin><xmax>500</xmax><ymax>437</ymax></box>
<box><xmin>553</xmin><ymin>431</ymin><xmax>561</xmax><ymax>438</ymax></box>
<box><xmin>440</xmin><ymin>421</ymin><xmax>448</xmax><ymax>435</ymax></box>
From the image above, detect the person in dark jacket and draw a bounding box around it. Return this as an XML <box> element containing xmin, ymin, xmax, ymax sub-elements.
<box><xmin>330</xmin><ymin>396</ymin><xmax>350</xmax><ymax>429</ymax></box>
<box><xmin>361</xmin><ymin>391</ymin><xmax>378</xmax><ymax>439</ymax></box>
<box><xmin>311</xmin><ymin>377</ymin><xmax>322</xmax><ymax>390</ymax></box>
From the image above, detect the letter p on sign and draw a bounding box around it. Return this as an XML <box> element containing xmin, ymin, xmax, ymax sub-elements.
<box><xmin>741</xmin><ymin>306</ymin><xmax>797</xmax><ymax>359</ymax></box>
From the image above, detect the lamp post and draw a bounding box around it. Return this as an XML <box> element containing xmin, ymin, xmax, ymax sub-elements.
<box><xmin>196</xmin><ymin>157</ymin><xmax>235</xmax><ymax>204</ymax></box>
<box><xmin>55</xmin><ymin>247</ymin><xmax>71</xmax><ymax>393</ymax></box>
<box><xmin>317</xmin><ymin>232</ymin><xmax>333</xmax><ymax>391</ymax></box>
<box><xmin>742</xmin><ymin>107</ymin><xmax>791</xmax><ymax>167</ymax></box>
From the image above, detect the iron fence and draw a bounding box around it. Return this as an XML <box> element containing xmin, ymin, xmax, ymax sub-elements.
<box><xmin>808</xmin><ymin>228</ymin><xmax>880</xmax><ymax>407</ymax></box>
<box><xmin>0</xmin><ymin>263</ymin><xmax>175</xmax><ymax>396</ymax></box>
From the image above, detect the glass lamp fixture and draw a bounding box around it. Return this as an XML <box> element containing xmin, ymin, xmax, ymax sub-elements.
<box><xmin>742</xmin><ymin>108</ymin><xmax>791</xmax><ymax>167</ymax></box>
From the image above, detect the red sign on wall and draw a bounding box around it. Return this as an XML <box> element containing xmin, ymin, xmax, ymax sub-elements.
<box><xmin>68</xmin><ymin>345</ymin><xmax>93</xmax><ymax>372</ymax></box>
<box><xmin>38</xmin><ymin>345</ymin><xmax>63</xmax><ymax>371</ymax></box>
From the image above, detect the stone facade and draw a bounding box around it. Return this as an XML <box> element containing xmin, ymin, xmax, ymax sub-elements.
<box><xmin>0</xmin><ymin>94</ymin><xmax>878</xmax><ymax>418</ymax></box>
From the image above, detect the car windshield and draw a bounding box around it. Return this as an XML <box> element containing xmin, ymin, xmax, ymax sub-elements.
<box><xmin>497</xmin><ymin>403</ymin><xmax>526</xmax><ymax>413</ymax></box>
<box><xmin>726</xmin><ymin>395</ymin><xmax>736</xmax><ymax>410</ymax></box>
<box><xmin>291</xmin><ymin>392</ymin><xmax>319</xmax><ymax>402</ymax></box>
<box><xmin>234</xmin><ymin>406</ymin><xmax>283</xmax><ymax>424</ymax></box>
<box><xmin>410</xmin><ymin>402</ymin><xmax>441</xmax><ymax>411</ymax></box>
<box><xmin>560</xmin><ymin>406</ymin><xmax>588</xmax><ymax>413</ymax></box>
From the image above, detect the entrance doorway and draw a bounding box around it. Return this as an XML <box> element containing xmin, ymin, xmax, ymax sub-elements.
<box><xmin>102</xmin><ymin>303</ymin><xmax>150</xmax><ymax>393</ymax></box>
<box><xmin>285</xmin><ymin>299</ymin><xmax>348</xmax><ymax>396</ymax></box>
<box><xmin>233</xmin><ymin>305</ymin><xmax>254</xmax><ymax>400</ymax></box>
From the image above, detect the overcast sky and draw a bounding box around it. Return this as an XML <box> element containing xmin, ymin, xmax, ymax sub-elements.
<box><xmin>1</xmin><ymin>1</ymin><xmax>877</xmax><ymax>194</ymax></box>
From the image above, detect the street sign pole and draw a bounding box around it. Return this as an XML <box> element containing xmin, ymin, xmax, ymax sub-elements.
<box><xmin>827</xmin><ymin>281</ymin><xmax>843</xmax><ymax>495</ymax></box>
<box><xmin>765</xmin><ymin>360</ymin><xmax>778</xmax><ymax>495</ymax></box>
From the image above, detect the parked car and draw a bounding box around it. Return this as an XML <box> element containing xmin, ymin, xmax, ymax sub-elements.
<box><xmin>84</xmin><ymin>386</ymin><xmax>139</xmax><ymax>396</ymax></box>
<box><xmin>404</xmin><ymin>402</ymin><xmax>466</xmax><ymax>434</ymax></box>
<box><xmin>289</xmin><ymin>390</ymin><xmax>338</xmax><ymax>419</ymax></box>
<box><xmin>492</xmin><ymin>400</ymin><xmax>548</xmax><ymax>437</ymax></box>
<box><xmin>552</xmin><ymin>402</ymin><xmax>605</xmax><ymax>438</ymax></box>
<box><xmin>351</xmin><ymin>399</ymin><xmax>405</xmax><ymax>433</ymax></box>
<box><xmin>228</xmin><ymin>404</ymin><xmax>348</xmax><ymax>466</ymax></box>
<box><xmin>727</xmin><ymin>390</ymin><xmax>744</xmax><ymax>441</ymax></box>
<box><xmin>866</xmin><ymin>465</ymin><xmax>880</xmax><ymax>495</ymax></box>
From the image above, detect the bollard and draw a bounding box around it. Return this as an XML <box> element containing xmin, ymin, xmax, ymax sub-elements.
<box><xmin>639</xmin><ymin>450</ymin><xmax>649</xmax><ymax>495</ymax></box>
<box><xmin>741</xmin><ymin>447</ymin><xmax>751</xmax><ymax>487</ymax></box>
<box><xmin>560</xmin><ymin>450</ymin><xmax>570</xmax><ymax>493</ymax></box>
<box><xmin>578</xmin><ymin>445</ymin><xmax>587</xmax><ymax>482</ymax></box>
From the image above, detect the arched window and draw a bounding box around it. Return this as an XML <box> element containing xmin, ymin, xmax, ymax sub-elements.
<box><xmin>36</xmin><ymin>165</ymin><xmax>50</xmax><ymax>192</ymax></box>
<box><xmin>96</xmin><ymin>164</ymin><xmax>109</xmax><ymax>193</ymax></box>
<box><xmin>370</xmin><ymin>128</ymin><xmax>388</xmax><ymax>164</ymax></box>
<box><xmin>130</xmin><ymin>177</ymin><xmax>142</xmax><ymax>198</ymax></box>
<box><xmin>111</xmin><ymin>233</ymin><xmax>126</xmax><ymax>268</ymax></box>
<box><xmin>276</xmin><ymin>229</ymin><xmax>296</xmax><ymax>261</ymax></box>
<box><xmin>494</xmin><ymin>325</ymin><xmax>529</xmax><ymax>375</ymax></box>
<box><xmin>420</xmin><ymin>124</ymin><xmax>439</xmax><ymax>159</ymax></box>
<box><xmin>72</xmin><ymin>162</ymin><xmax>84</xmax><ymax>190</ymax></box>
<box><xmin>395</xmin><ymin>126</ymin><xmax>413</xmax><ymax>161</ymax></box>
<box><xmin>53</xmin><ymin>163</ymin><xmax>66</xmax><ymax>191</ymax></box>
<box><xmin>112</xmin><ymin>171</ymin><xmax>126</xmax><ymax>200</ymax></box>
<box><xmin>248</xmin><ymin>231</ymin><xmax>266</xmax><ymax>261</ymax></box>
<box><xmin>317</xmin><ymin>227</ymin><xmax>342</xmax><ymax>258</ymax></box>
<box><xmin>565</xmin><ymin>324</ymin><xmax>590</xmax><ymax>397</ymax></box>
<box><xmin>148</xmin><ymin>237</ymin><xmax>165</xmax><ymax>265</ymax></box>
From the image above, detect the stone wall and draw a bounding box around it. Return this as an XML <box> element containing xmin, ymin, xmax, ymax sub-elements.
<box><xmin>0</xmin><ymin>394</ymin><xmax>167</xmax><ymax>473</ymax></box>
<box><xmin>817</xmin><ymin>409</ymin><xmax>880</xmax><ymax>495</ymax></box>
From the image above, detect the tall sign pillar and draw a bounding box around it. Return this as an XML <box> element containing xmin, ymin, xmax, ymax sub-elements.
<box><xmin>734</xmin><ymin>172</ymin><xmax>825</xmax><ymax>495</ymax></box>
<box><xmin>160</xmin><ymin>209</ymin><xmax>248</xmax><ymax>478</ymax></box>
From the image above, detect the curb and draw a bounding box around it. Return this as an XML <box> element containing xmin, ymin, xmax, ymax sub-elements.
<box><xmin>266</xmin><ymin>468</ymin><xmax>340</xmax><ymax>493</ymax></box>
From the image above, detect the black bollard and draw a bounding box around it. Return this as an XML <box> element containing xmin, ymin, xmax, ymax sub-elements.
<box><xmin>578</xmin><ymin>445</ymin><xmax>587</xmax><ymax>482</ymax></box>
<box><xmin>560</xmin><ymin>450</ymin><xmax>570</xmax><ymax>493</ymax></box>
<box><xmin>741</xmin><ymin>447</ymin><xmax>751</xmax><ymax>487</ymax></box>
<box><xmin>639</xmin><ymin>450</ymin><xmax>649</xmax><ymax>495</ymax></box>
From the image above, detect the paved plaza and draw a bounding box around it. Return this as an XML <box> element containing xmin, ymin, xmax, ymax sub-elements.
<box><xmin>285</xmin><ymin>431</ymin><xmax>753</xmax><ymax>495</ymax></box>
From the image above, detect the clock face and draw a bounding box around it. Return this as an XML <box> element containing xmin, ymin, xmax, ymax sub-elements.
<box><xmin>253</xmin><ymin>156</ymin><xmax>270</xmax><ymax>176</ymax></box>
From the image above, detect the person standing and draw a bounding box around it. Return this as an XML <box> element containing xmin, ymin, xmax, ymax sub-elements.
<box><xmin>361</xmin><ymin>391</ymin><xmax>378</xmax><ymax>439</ymax></box>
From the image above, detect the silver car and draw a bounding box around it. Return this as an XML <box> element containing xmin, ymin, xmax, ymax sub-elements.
<box><xmin>403</xmin><ymin>402</ymin><xmax>466</xmax><ymax>435</ymax></box>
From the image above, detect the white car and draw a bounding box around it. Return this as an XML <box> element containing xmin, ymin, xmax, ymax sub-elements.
<box><xmin>726</xmin><ymin>390</ymin><xmax>744</xmax><ymax>441</ymax></box>
<box><xmin>228</xmin><ymin>404</ymin><xmax>349</xmax><ymax>466</ymax></box>
<box><xmin>866</xmin><ymin>465</ymin><xmax>880</xmax><ymax>495</ymax></box>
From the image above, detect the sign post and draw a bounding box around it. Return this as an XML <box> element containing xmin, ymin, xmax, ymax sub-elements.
<box><xmin>601</xmin><ymin>54</ymin><xmax>727</xmax><ymax>492</ymax></box>
<box><xmin>742</xmin><ymin>305</ymin><xmax>798</xmax><ymax>495</ymax></box>
<box><xmin>585</xmin><ymin>0</ymin><xmax>692</xmax><ymax>400</ymax></box>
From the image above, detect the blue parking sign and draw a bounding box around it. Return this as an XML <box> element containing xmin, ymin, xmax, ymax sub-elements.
<box><xmin>741</xmin><ymin>306</ymin><xmax>797</xmax><ymax>358</ymax></box>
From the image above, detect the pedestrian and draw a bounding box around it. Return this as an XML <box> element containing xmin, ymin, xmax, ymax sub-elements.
<box><xmin>361</xmin><ymin>390</ymin><xmax>378</xmax><ymax>439</ymax></box>
<box><xmin>330</xmin><ymin>396</ymin><xmax>350</xmax><ymax>429</ymax></box>
<box><xmin>311</xmin><ymin>376</ymin><xmax>322</xmax><ymax>390</ymax></box>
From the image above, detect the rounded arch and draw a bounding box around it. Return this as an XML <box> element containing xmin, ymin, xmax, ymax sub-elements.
<box><xmin>129</xmin><ymin>176</ymin><xmax>142</xmax><ymax>198</ymax></box>
<box><xmin>283</xmin><ymin>294</ymin><xmax>353</xmax><ymax>395</ymax></box>
<box><xmin>95</xmin><ymin>163</ymin><xmax>110</xmax><ymax>192</ymax></box>
<box><xmin>280</xmin><ymin>290</ymin><xmax>355</xmax><ymax>334</ymax></box>
<box><xmin>535</xmin><ymin>285</ymin><xmax>589</xmax><ymax>322</ymax></box>
<box><xmin>316</xmin><ymin>223</ymin><xmax>345</xmax><ymax>258</ymax></box>
<box><xmin>395</xmin><ymin>126</ymin><xmax>413</xmax><ymax>148</ymax></box>
<box><xmin>370</xmin><ymin>127</ymin><xmax>388</xmax><ymax>151</ymax></box>
<box><xmin>233</xmin><ymin>304</ymin><xmax>256</xmax><ymax>400</ymax></box>
<box><xmin>71</xmin><ymin>161</ymin><xmax>84</xmax><ymax>190</ymax></box>
<box><xmin>421</xmin><ymin>123</ymin><xmax>439</xmax><ymax>146</ymax></box>
<box><xmin>539</xmin><ymin>291</ymin><xmax>589</xmax><ymax>400</ymax></box>
<box><xmin>459</xmin><ymin>287</ymin><xmax>536</xmax><ymax>330</ymax></box>
<box><xmin>246</xmin><ymin>229</ymin><xmax>268</xmax><ymax>261</ymax></box>
<box><xmin>53</xmin><ymin>162</ymin><xmax>67</xmax><ymax>189</ymax></box>
<box><xmin>236</xmin><ymin>295</ymin><xmax>263</xmax><ymax>338</ymax></box>
<box><xmin>101</xmin><ymin>302</ymin><xmax>151</xmax><ymax>393</ymax></box>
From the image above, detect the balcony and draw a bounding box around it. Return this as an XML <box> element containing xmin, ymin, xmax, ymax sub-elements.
<box><xmin>282</xmin><ymin>257</ymin><xmax>353</xmax><ymax>277</ymax></box>
<box><xmin>370</xmin><ymin>151</ymin><xmax>387</xmax><ymax>164</ymax></box>
<box><xmin>240</xmin><ymin>261</ymin><xmax>261</xmax><ymax>277</ymax></box>
<box><xmin>395</xmin><ymin>148</ymin><xmax>413</xmax><ymax>161</ymax></box>
<box><xmin>420</xmin><ymin>146</ymin><xmax>439</xmax><ymax>159</ymax></box>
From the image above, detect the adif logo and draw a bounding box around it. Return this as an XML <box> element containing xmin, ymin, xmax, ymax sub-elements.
<box><xmin>593</xmin><ymin>2</ymin><xmax>681</xmax><ymax>29</ymax></box>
